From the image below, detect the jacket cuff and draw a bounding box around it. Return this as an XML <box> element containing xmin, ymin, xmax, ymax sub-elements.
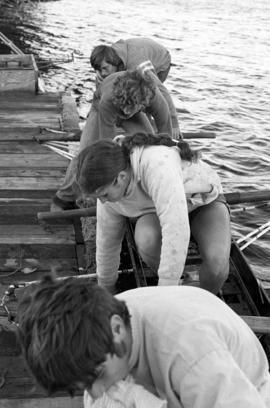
<box><xmin>158</xmin><ymin>277</ymin><xmax>180</xmax><ymax>286</ymax></box>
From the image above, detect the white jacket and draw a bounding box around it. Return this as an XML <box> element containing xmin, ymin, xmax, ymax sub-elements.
<box><xmin>117</xmin><ymin>286</ymin><xmax>270</xmax><ymax>408</ymax></box>
<box><xmin>96</xmin><ymin>145</ymin><xmax>223</xmax><ymax>287</ymax></box>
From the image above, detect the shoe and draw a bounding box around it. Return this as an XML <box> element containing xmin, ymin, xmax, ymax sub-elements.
<box><xmin>50</xmin><ymin>195</ymin><xmax>78</xmax><ymax>212</ymax></box>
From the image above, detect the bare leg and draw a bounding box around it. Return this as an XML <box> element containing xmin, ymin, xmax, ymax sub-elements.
<box><xmin>190</xmin><ymin>201</ymin><xmax>231</xmax><ymax>294</ymax></box>
<box><xmin>134</xmin><ymin>213</ymin><xmax>161</xmax><ymax>272</ymax></box>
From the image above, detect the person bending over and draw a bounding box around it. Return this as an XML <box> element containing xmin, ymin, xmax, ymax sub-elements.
<box><xmin>52</xmin><ymin>70</ymin><xmax>175</xmax><ymax>211</ymax></box>
<box><xmin>76</xmin><ymin>132</ymin><xmax>231</xmax><ymax>294</ymax></box>
<box><xmin>89</xmin><ymin>37</ymin><xmax>179</xmax><ymax>138</ymax></box>
<box><xmin>17</xmin><ymin>277</ymin><xmax>270</xmax><ymax>407</ymax></box>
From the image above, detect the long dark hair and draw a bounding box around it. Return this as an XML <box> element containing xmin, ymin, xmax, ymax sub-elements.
<box><xmin>77</xmin><ymin>132</ymin><xmax>198</xmax><ymax>195</ymax></box>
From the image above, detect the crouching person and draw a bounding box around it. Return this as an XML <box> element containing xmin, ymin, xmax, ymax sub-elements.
<box><xmin>17</xmin><ymin>277</ymin><xmax>270</xmax><ymax>407</ymax></box>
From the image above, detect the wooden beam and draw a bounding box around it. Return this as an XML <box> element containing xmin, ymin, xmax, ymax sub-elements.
<box><xmin>225</xmin><ymin>190</ymin><xmax>270</xmax><ymax>205</ymax></box>
<box><xmin>241</xmin><ymin>315</ymin><xmax>270</xmax><ymax>334</ymax></box>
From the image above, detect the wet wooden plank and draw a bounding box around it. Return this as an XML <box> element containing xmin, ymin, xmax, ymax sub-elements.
<box><xmin>0</xmin><ymin>69</ymin><xmax>37</xmax><ymax>93</ymax></box>
<box><xmin>0</xmin><ymin>258</ymin><xmax>78</xmax><ymax>275</ymax></box>
<box><xmin>0</xmin><ymin>244</ymin><xmax>76</xmax><ymax>259</ymax></box>
<box><xmin>0</xmin><ymin>201</ymin><xmax>50</xmax><ymax>224</ymax></box>
<box><xmin>0</xmin><ymin>190</ymin><xmax>56</xmax><ymax>199</ymax></box>
<box><xmin>0</xmin><ymin>128</ymin><xmax>61</xmax><ymax>141</ymax></box>
<box><xmin>0</xmin><ymin>355</ymin><xmax>82</xmax><ymax>403</ymax></box>
<box><xmin>0</xmin><ymin>154</ymin><xmax>69</xmax><ymax>167</ymax></box>
<box><xmin>0</xmin><ymin>178</ymin><xmax>64</xmax><ymax>190</ymax></box>
<box><xmin>0</xmin><ymin>169</ymin><xmax>66</xmax><ymax>178</ymax></box>
<box><xmin>0</xmin><ymin>397</ymin><xmax>83</xmax><ymax>408</ymax></box>
<box><xmin>0</xmin><ymin>141</ymin><xmax>58</xmax><ymax>154</ymax></box>
<box><xmin>0</xmin><ymin>117</ymin><xmax>61</xmax><ymax>128</ymax></box>
<box><xmin>0</xmin><ymin>225</ymin><xmax>75</xmax><ymax>245</ymax></box>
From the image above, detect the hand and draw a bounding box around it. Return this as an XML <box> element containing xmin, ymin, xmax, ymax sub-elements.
<box><xmin>98</xmin><ymin>281</ymin><xmax>117</xmax><ymax>295</ymax></box>
<box><xmin>95</xmin><ymin>71</ymin><xmax>103</xmax><ymax>86</ymax></box>
<box><xmin>107</xmin><ymin>380</ymin><xmax>167</xmax><ymax>408</ymax></box>
<box><xmin>172</xmin><ymin>127</ymin><xmax>182</xmax><ymax>140</ymax></box>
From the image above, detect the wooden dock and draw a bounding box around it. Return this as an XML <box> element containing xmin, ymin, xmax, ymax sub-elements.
<box><xmin>0</xmin><ymin>88</ymin><xmax>84</xmax><ymax>406</ymax></box>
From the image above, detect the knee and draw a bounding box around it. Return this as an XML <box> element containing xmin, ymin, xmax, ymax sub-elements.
<box><xmin>200</xmin><ymin>252</ymin><xmax>230</xmax><ymax>293</ymax></box>
<box><xmin>135</xmin><ymin>223</ymin><xmax>161</xmax><ymax>255</ymax></box>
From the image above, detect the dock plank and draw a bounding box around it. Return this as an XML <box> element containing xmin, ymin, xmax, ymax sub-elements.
<box><xmin>0</xmin><ymin>128</ymin><xmax>62</xmax><ymax>141</ymax></box>
<box><xmin>0</xmin><ymin>225</ymin><xmax>75</xmax><ymax>245</ymax></box>
<box><xmin>0</xmin><ymin>169</ymin><xmax>66</xmax><ymax>178</ymax></box>
<box><xmin>0</xmin><ymin>141</ymin><xmax>61</xmax><ymax>154</ymax></box>
<box><xmin>0</xmin><ymin>154</ymin><xmax>68</xmax><ymax>167</ymax></box>
<box><xmin>0</xmin><ymin>178</ymin><xmax>63</xmax><ymax>190</ymax></box>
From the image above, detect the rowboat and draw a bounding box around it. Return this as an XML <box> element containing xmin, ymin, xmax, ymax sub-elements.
<box><xmin>0</xmin><ymin>50</ymin><xmax>270</xmax><ymax>407</ymax></box>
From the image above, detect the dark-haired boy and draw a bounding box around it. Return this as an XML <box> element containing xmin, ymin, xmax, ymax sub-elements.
<box><xmin>17</xmin><ymin>278</ymin><xmax>270</xmax><ymax>407</ymax></box>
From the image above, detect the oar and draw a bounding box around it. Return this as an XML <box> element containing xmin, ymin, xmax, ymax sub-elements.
<box><xmin>37</xmin><ymin>129</ymin><xmax>216</xmax><ymax>143</ymax></box>
<box><xmin>237</xmin><ymin>221</ymin><xmax>270</xmax><ymax>250</ymax></box>
<box><xmin>182</xmin><ymin>131</ymin><xmax>216</xmax><ymax>139</ymax></box>
<box><xmin>0</xmin><ymin>32</ymin><xmax>24</xmax><ymax>55</ymax></box>
<box><xmin>37</xmin><ymin>206</ymin><xmax>96</xmax><ymax>225</ymax></box>
<box><xmin>38</xmin><ymin>189</ymin><xmax>270</xmax><ymax>225</ymax></box>
<box><xmin>225</xmin><ymin>190</ymin><xmax>270</xmax><ymax>205</ymax></box>
<box><xmin>230</xmin><ymin>202</ymin><xmax>270</xmax><ymax>213</ymax></box>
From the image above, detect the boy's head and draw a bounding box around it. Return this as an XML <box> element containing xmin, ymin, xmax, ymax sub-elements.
<box><xmin>90</xmin><ymin>45</ymin><xmax>124</xmax><ymax>78</ymax></box>
<box><xmin>112</xmin><ymin>70</ymin><xmax>156</xmax><ymax>118</ymax></box>
<box><xmin>16</xmin><ymin>276</ymin><xmax>131</xmax><ymax>397</ymax></box>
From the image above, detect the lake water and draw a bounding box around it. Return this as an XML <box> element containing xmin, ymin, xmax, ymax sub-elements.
<box><xmin>0</xmin><ymin>0</ymin><xmax>269</xmax><ymax>279</ymax></box>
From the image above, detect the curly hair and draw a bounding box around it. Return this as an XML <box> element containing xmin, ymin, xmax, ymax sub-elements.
<box><xmin>111</xmin><ymin>70</ymin><xmax>156</xmax><ymax>112</ymax></box>
<box><xmin>16</xmin><ymin>276</ymin><xmax>130</xmax><ymax>395</ymax></box>
<box><xmin>76</xmin><ymin>133</ymin><xmax>199</xmax><ymax>195</ymax></box>
<box><xmin>90</xmin><ymin>45</ymin><xmax>124</xmax><ymax>71</ymax></box>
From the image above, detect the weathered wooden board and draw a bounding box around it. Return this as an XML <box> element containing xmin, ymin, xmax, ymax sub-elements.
<box><xmin>0</xmin><ymin>142</ymin><xmax>59</xmax><ymax>154</ymax></box>
<box><xmin>0</xmin><ymin>258</ymin><xmax>78</xmax><ymax>274</ymax></box>
<box><xmin>0</xmin><ymin>54</ymin><xmax>38</xmax><ymax>93</ymax></box>
<box><xmin>0</xmin><ymin>200</ymin><xmax>50</xmax><ymax>224</ymax></box>
<box><xmin>0</xmin><ymin>117</ymin><xmax>61</xmax><ymax>128</ymax></box>
<box><xmin>0</xmin><ymin>128</ymin><xmax>62</xmax><ymax>141</ymax></box>
<box><xmin>0</xmin><ymin>244</ymin><xmax>77</xmax><ymax>259</ymax></box>
<box><xmin>0</xmin><ymin>92</ymin><xmax>60</xmax><ymax>104</ymax></box>
<box><xmin>0</xmin><ymin>225</ymin><xmax>75</xmax><ymax>245</ymax></box>
<box><xmin>0</xmin><ymin>154</ymin><xmax>68</xmax><ymax>168</ymax></box>
<box><xmin>0</xmin><ymin>169</ymin><xmax>66</xmax><ymax>178</ymax></box>
<box><xmin>0</xmin><ymin>178</ymin><xmax>64</xmax><ymax>190</ymax></box>
<box><xmin>0</xmin><ymin>190</ymin><xmax>56</xmax><ymax>199</ymax></box>
<box><xmin>0</xmin><ymin>397</ymin><xmax>83</xmax><ymax>408</ymax></box>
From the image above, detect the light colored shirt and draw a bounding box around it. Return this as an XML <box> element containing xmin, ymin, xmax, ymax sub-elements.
<box><xmin>117</xmin><ymin>286</ymin><xmax>270</xmax><ymax>408</ymax></box>
<box><xmin>84</xmin><ymin>375</ymin><xmax>167</xmax><ymax>408</ymax></box>
<box><xmin>96</xmin><ymin>145</ymin><xmax>223</xmax><ymax>287</ymax></box>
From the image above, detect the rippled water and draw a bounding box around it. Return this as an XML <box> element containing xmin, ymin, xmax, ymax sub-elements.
<box><xmin>1</xmin><ymin>0</ymin><xmax>269</xmax><ymax>278</ymax></box>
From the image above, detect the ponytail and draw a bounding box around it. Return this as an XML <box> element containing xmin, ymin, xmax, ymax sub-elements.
<box><xmin>121</xmin><ymin>132</ymin><xmax>198</xmax><ymax>162</ymax></box>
